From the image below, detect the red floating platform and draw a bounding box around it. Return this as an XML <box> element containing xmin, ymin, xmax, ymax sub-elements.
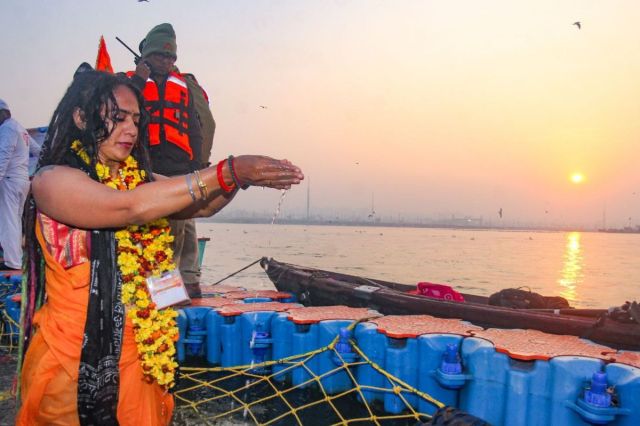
<box><xmin>286</xmin><ymin>306</ymin><xmax>381</xmax><ymax>325</ymax></box>
<box><xmin>188</xmin><ymin>297</ymin><xmax>240</xmax><ymax>308</ymax></box>
<box><xmin>471</xmin><ymin>328</ymin><xmax>614</xmax><ymax>361</ymax></box>
<box><xmin>371</xmin><ymin>315</ymin><xmax>482</xmax><ymax>338</ymax></box>
<box><xmin>609</xmin><ymin>351</ymin><xmax>640</xmax><ymax>369</ymax></box>
<box><xmin>217</xmin><ymin>302</ymin><xmax>300</xmax><ymax>317</ymax></box>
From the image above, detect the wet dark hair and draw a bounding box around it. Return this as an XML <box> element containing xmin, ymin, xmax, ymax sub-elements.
<box><xmin>37</xmin><ymin>70</ymin><xmax>152</xmax><ymax>174</ymax></box>
<box><xmin>20</xmin><ymin>71</ymin><xmax>154</xmax><ymax>357</ymax></box>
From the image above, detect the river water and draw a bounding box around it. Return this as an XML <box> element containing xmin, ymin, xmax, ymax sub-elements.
<box><xmin>197</xmin><ymin>222</ymin><xmax>639</xmax><ymax>309</ymax></box>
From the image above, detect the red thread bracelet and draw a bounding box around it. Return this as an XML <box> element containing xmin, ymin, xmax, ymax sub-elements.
<box><xmin>216</xmin><ymin>159</ymin><xmax>236</xmax><ymax>193</ymax></box>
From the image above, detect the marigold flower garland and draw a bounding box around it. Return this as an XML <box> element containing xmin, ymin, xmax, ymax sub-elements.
<box><xmin>72</xmin><ymin>140</ymin><xmax>179</xmax><ymax>388</ymax></box>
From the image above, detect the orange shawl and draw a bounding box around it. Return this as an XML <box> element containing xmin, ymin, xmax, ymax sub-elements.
<box><xmin>17</xmin><ymin>218</ymin><xmax>174</xmax><ymax>425</ymax></box>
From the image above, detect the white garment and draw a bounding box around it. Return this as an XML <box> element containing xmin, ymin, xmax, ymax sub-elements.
<box><xmin>0</xmin><ymin>117</ymin><xmax>32</xmax><ymax>268</ymax></box>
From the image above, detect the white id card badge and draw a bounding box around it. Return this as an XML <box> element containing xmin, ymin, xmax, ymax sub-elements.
<box><xmin>145</xmin><ymin>269</ymin><xmax>191</xmax><ymax>309</ymax></box>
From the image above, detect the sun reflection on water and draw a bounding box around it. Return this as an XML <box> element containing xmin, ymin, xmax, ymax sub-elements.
<box><xmin>558</xmin><ymin>232</ymin><xmax>583</xmax><ymax>303</ymax></box>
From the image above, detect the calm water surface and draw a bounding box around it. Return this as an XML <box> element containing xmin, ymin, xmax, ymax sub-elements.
<box><xmin>197</xmin><ymin>223</ymin><xmax>639</xmax><ymax>309</ymax></box>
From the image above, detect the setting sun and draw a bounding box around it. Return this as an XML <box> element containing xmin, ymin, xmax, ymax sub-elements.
<box><xmin>570</xmin><ymin>173</ymin><xmax>585</xmax><ymax>184</ymax></box>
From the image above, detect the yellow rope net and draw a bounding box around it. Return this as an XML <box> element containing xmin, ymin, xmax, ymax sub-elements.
<box><xmin>0</xmin><ymin>311</ymin><xmax>19</xmax><ymax>353</ymax></box>
<box><xmin>0</xmin><ymin>281</ymin><xmax>19</xmax><ymax>406</ymax></box>
<box><xmin>0</xmin><ymin>285</ymin><xmax>446</xmax><ymax>424</ymax></box>
<box><xmin>0</xmin><ymin>280</ymin><xmax>20</xmax><ymax>353</ymax></box>
<box><xmin>173</xmin><ymin>322</ymin><xmax>444</xmax><ymax>425</ymax></box>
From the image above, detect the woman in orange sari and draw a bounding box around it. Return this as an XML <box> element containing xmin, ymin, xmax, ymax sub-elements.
<box><xmin>17</xmin><ymin>71</ymin><xmax>303</xmax><ymax>425</ymax></box>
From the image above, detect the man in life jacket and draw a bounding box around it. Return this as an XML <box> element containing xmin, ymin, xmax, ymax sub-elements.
<box><xmin>129</xmin><ymin>23</ymin><xmax>204</xmax><ymax>297</ymax></box>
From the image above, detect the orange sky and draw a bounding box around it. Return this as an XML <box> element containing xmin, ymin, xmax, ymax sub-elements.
<box><xmin>2</xmin><ymin>1</ymin><xmax>639</xmax><ymax>228</ymax></box>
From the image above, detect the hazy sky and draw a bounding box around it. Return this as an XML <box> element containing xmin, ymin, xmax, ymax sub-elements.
<box><xmin>2</xmin><ymin>1</ymin><xmax>639</xmax><ymax>228</ymax></box>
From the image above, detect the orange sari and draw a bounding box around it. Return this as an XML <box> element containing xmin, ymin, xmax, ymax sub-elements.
<box><xmin>17</xmin><ymin>218</ymin><xmax>174</xmax><ymax>425</ymax></box>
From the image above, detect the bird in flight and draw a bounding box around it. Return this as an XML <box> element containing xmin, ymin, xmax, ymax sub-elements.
<box><xmin>498</xmin><ymin>208</ymin><xmax>503</xmax><ymax>219</ymax></box>
<box><xmin>573</xmin><ymin>21</ymin><xmax>581</xmax><ymax>29</ymax></box>
<box><xmin>259</xmin><ymin>105</ymin><xmax>267</xmax><ymax>109</ymax></box>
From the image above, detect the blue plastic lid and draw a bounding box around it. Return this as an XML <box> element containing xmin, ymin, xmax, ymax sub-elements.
<box><xmin>584</xmin><ymin>371</ymin><xmax>612</xmax><ymax>408</ymax></box>
<box><xmin>440</xmin><ymin>343</ymin><xmax>463</xmax><ymax>375</ymax></box>
<box><xmin>335</xmin><ymin>328</ymin><xmax>353</xmax><ymax>354</ymax></box>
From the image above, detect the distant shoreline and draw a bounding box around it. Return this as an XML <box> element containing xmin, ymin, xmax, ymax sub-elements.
<box><xmin>197</xmin><ymin>217</ymin><xmax>640</xmax><ymax>234</ymax></box>
<box><xmin>598</xmin><ymin>228</ymin><xmax>640</xmax><ymax>234</ymax></box>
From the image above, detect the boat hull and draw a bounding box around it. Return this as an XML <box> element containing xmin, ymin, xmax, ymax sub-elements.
<box><xmin>261</xmin><ymin>258</ymin><xmax>640</xmax><ymax>350</ymax></box>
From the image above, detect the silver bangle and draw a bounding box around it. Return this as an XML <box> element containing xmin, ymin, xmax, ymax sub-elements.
<box><xmin>193</xmin><ymin>169</ymin><xmax>208</xmax><ymax>200</ymax></box>
<box><xmin>186</xmin><ymin>174</ymin><xmax>197</xmax><ymax>201</ymax></box>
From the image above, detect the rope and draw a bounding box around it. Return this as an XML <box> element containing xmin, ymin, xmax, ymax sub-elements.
<box><xmin>210</xmin><ymin>258</ymin><xmax>262</xmax><ymax>286</ymax></box>
<box><xmin>0</xmin><ymin>315</ymin><xmax>19</xmax><ymax>410</ymax></box>
<box><xmin>1</xmin><ymin>298</ymin><xmax>445</xmax><ymax>424</ymax></box>
<box><xmin>2</xmin><ymin>271</ymin><xmax>447</xmax><ymax>425</ymax></box>
<box><xmin>0</xmin><ymin>310</ymin><xmax>20</xmax><ymax>352</ymax></box>
<box><xmin>173</xmin><ymin>319</ymin><xmax>444</xmax><ymax>425</ymax></box>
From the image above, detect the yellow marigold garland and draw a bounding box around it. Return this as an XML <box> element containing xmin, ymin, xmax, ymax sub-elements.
<box><xmin>72</xmin><ymin>140</ymin><xmax>179</xmax><ymax>388</ymax></box>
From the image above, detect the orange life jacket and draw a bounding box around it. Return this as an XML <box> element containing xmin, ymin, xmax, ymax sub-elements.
<box><xmin>129</xmin><ymin>71</ymin><xmax>193</xmax><ymax>159</ymax></box>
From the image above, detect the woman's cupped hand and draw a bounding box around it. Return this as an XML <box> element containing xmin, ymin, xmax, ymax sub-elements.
<box><xmin>233</xmin><ymin>156</ymin><xmax>304</xmax><ymax>190</ymax></box>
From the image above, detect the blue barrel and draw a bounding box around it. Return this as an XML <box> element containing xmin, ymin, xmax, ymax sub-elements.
<box><xmin>354</xmin><ymin>322</ymin><xmax>389</xmax><ymax>404</ymax></box>
<box><xmin>458</xmin><ymin>337</ymin><xmax>555</xmax><ymax>425</ymax></box>
<box><xmin>562</xmin><ymin>361</ymin><xmax>638</xmax><ymax>426</ymax></box>
<box><xmin>382</xmin><ymin>336</ymin><xmax>419</xmax><ymax>413</ymax></box>
<box><xmin>601</xmin><ymin>362</ymin><xmax>640</xmax><ymax>426</ymax></box>
<box><xmin>271</xmin><ymin>312</ymin><xmax>296</xmax><ymax>381</ymax></box>
<box><xmin>204</xmin><ymin>310</ymin><xmax>223</xmax><ymax>364</ymax></box>
<box><xmin>417</xmin><ymin>334</ymin><xmax>467</xmax><ymax>415</ymax></box>
<box><xmin>458</xmin><ymin>337</ymin><xmax>640</xmax><ymax>425</ymax></box>
<box><xmin>288</xmin><ymin>319</ymin><xmax>358</xmax><ymax>394</ymax></box>
<box><xmin>176</xmin><ymin>306</ymin><xmax>221</xmax><ymax>363</ymax></box>
<box><xmin>354</xmin><ymin>322</ymin><xmax>467</xmax><ymax>415</ymax></box>
<box><xmin>220</xmin><ymin>310</ymin><xmax>279</xmax><ymax>368</ymax></box>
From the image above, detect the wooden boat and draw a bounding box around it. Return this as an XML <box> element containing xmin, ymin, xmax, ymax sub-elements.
<box><xmin>260</xmin><ymin>257</ymin><xmax>640</xmax><ymax>350</ymax></box>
